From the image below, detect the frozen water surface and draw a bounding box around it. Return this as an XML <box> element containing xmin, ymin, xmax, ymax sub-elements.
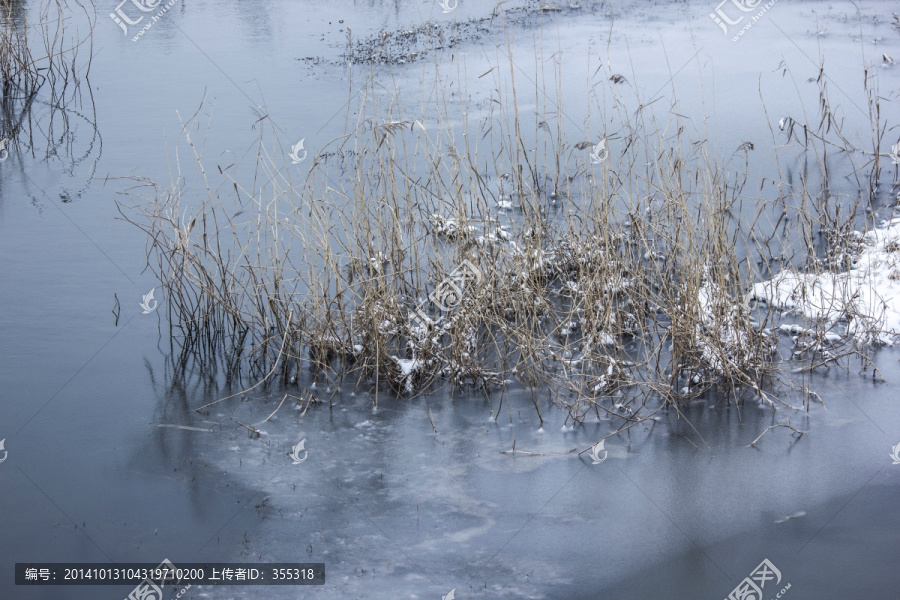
<box><xmin>1</xmin><ymin>0</ymin><xmax>900</xmax><ymax>599</ymax></box>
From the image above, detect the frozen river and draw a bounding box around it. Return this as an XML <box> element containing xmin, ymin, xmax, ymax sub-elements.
<box><xmin>1</xmin><ymin>0</ymin><xmax>899</xmax><ymax>598</ymax></box>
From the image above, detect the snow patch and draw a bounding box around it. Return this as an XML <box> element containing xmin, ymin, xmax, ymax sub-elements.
<box><xmin>751</xmin><ymin>219</ymin><xmax>900</xmax><ymax>345</ymax></box>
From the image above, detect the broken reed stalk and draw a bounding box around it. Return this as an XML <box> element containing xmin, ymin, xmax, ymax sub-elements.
<box><xmin>749</xmin><ymin>422</ymin><xmax>808</xmax><ymax>447</ymax></box>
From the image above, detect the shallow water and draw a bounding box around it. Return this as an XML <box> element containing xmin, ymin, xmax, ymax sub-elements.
<box><xmin>1</xmin><ymin>0</ymin><xmax>900</xmax><ymax>598</ymax></box>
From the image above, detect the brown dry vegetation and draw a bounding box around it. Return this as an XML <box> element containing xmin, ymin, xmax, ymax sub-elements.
<box><xmin>118</xmin><ymin>42</ymin><xmax>895</xmax><ymax>427</ymax></box>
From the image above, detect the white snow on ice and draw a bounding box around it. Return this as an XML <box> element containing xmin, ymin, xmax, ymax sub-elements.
<box><xmin>750</xmin><ymin>218</ymin><xmax>900</xmax><ymax>345</ymax></box>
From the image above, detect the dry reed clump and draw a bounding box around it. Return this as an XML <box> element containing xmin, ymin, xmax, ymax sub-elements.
<box><xmin>118</xmin><ymin>47</ymin><xmax>894</xmax><ymax>424</ymax></box>
<box><xmin>1</xmin><ymin>0</ymin><xmax>93</xmax><ymax>143</ymax></box>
